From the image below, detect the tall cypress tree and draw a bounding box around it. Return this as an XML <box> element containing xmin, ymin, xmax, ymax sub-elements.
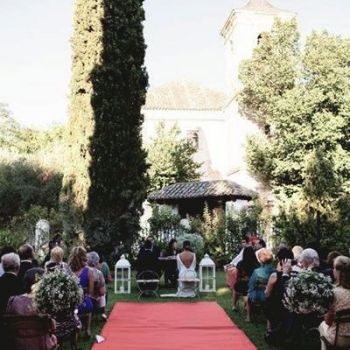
<box><xmin>61</xmin><ymin>0</ymin><xmax>148</xmax><ymax>251</ymax></box>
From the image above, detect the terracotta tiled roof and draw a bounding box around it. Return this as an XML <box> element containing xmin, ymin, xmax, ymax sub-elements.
<box><xmin>148</xmin><ymin>180</ymin><xmax>255</xmax><ymax>202</ymax></box>
<box><xmin>240</xmin><ymin>0</ymin><xmax>290</xmax><ymax>14</ymax></box>
<box><xmin>144</xmin><ymin>81</ymin><xmax>227</xmax><ymax>111</ymax></box>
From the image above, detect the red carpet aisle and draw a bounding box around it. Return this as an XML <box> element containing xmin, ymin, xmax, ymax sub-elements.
<box><xmin>92</xmin><ymin>302</ymin><xmax>257</xmax><ymax>350</ymax></box>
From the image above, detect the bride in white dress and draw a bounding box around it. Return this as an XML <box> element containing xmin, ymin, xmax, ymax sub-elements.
<box><xmin>176</xmin><ymin>240</ymin><xmax>197</xmax><ymax>298</ymax></box>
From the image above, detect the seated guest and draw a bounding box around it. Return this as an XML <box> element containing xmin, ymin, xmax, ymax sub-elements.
<box><xmin>247</xmin><ymin>248</ymin><xmax>275</xmax><ymax>322</ymax></box>
<box><xmin>298</xmin><ymin>248</ymin><xmax>320</xmax><ymax>271</ymax></box>
<box><xmin>18</xmin><ymin>244</ymin><xmax>37</xmax><ymax>286</ymax></box>
<box><xmin>69</xmin><ymin>246</ymin><xmax>94</xmax><ymax>337</ymax></box>
<box><xmin>291</xmin><ymin>245</ymin><xmax>303</xmax><ymax>272</ymax></box>
<box><xmin>97</xmin><ymin>254</ymin><xmax>112</xmax><ymax>314</ymax></box>
<box><xmin>232</xmin><ymin>246</ymin><xmax>259</xmax><ymax>311</ymax></box>
<box><xmin>148</xmin><ymin>236</ymin><xmax>161</xmax><ymax>259</ymax></box>
<box><xmin>265</xmin><ymin>247</ymin><xmax>294</xmax><ymax>332</ymax></box>
<box><xmin>45</xmin><ymin>246</ymin><xmax>71</xmax><ymax>275</ymax></box>
<box><xmin>176</xmin><ymin>241</ymin><xmax>197</xmax><ymax>298</ymax></box>
<box><xmin>42</xmin><ymin>240</ymin><xmax>57</xmax><ymax>267</ymax></box>
<box><xmin>136</xmin><ymin>238</ymin><xmax>160</xmax><ymax>277</ymax></box>
<box><xmin>322</xmin><ymin>251</ymin><xmax>341</xmax><ymax>282</ymax></box>
<box><xmin>6</xmin><ymin>267</ymin><xmax>58</xmax><ymax>350</ymax></box>
<box><xmin>87</xmin><ymin>251</ymin><xmax>107</xmax><ymax>320</ymax></box>
<box><xmin>225</xmin><ymin>235</ymin><xmax>252</xmax><ymax>291</ymax></box>
<box><xmin>98</xmin><ymin>254</ymin><xmax>112</xmax><ymax>284</ymax></box>
<box><xmin>254</xmin><ymin>237</ymin><xmax>266</xmax><ymax>251</ymax></box>
<box><xmin>319</xmin><ymin>246</ymin><xmax>331</xmax><ymax>271</ymax></box>
<box><xmin>0</xmin><ymin>253</ymin><xmax>21</xmax><ymax>314</ymax></box>
<box><xmin>163</xmin><ymin>239</ymin><xmax>179</xmax><ymax>287</ymax></box>
<box><xmin>228</xmin><ymin>234</ymin><xmax>252</xmax><ymax>266</ymax></box>
<box><xmin>165</xmin><ymin>238</ymin><xmax>179</xmax><ymax>257</ymax></box>
<box><xmin>319</xmin><ymin>256</ymin><xmax>350</xmax><ymax>350</ymax></box>
<box><xmin>0</xmin><ymin>246</ymin><xmax>16</xmax><ymax>277</ymax></box>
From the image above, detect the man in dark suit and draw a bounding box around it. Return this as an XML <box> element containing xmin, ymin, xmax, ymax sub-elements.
<box><xmin>17</xmin><ymin>244</ymin><xmax>37</xmax><ymax>290</ymax></box>
<box><xmin>136</xmin><ymin>238</ymin><xmax>161</xmax><ymax>277</ymax></box>
<box><xmin>0</xmin><ymin>252</ymin><xmax>21</xmax><ymax>314</ymax></box>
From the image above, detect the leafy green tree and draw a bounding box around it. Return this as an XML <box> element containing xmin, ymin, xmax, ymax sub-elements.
<box><xmin>18</xmin><ymin>126</ymin><xmax>65</xmax><ymax>154</ymax></box>
<box><xmin>0</xmin><ymin>161</ymin><xmax>62</xmax><ymax>226</ymax></box>
<box><xmin>147</xmin><ymin>122</ymin><xmax>201</xmax><ymax>192</ymax></box>
<box><xmin>238</xmin><ymin>19</ymin><xmax>299</xmax><ymax>127</ymax></box>
<box><xmin>0</xmin><ymin>103</ymin><xmax>65</xmax><ymax>155</ymax></box>
<box><xmin>239</xmin><ymin>19</ymin><xmax>350</xmax><ymax>247</ymax></box>
<box><xmin>61</xmin><ymin>0</ymin><xmax>148</xmax><ymax>251</ymax></box>
<box><xmin>0</xmin><ymin>104</ymin><xmax>22</xmax><ymax>151</ymax></box>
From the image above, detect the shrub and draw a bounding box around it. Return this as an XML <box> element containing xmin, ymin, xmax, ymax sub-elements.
<box><xmin>148</xmin><ymin>206</ymin><xmax>186</xmax><ymax>243</ymax></box>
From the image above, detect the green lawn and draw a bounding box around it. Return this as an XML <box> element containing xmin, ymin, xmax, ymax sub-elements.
<box><xmin>77</xmin><ymin>271</ymin><xmax>278</xmax><ymax>350</ymax></box>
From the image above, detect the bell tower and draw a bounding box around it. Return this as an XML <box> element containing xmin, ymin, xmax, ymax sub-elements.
<box><xmin>221</xmin><ymin>0</ymin><xmax>295</xmax><ymax>96</ymax></box>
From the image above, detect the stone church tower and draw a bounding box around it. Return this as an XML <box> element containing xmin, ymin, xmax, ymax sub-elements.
<box><xmin>142</xmin><ymin>0</ymin><xmax>296</xmax><ymax>191</ymax></box>
<box><xmin>221</xmin><ymin>0</ymin><xmax>295</xmax><ymax>94</ymax></box>
<box><xmin>221</xmin><ymin>0</ymin><xmax>295</xmax><ymax>190</ymax></box>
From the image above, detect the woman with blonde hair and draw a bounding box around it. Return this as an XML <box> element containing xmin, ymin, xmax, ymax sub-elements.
<box><xmin>319</xmin><ymin>256</ymin><xmax>350</xmax><ymax>350</ymax></box>
<box><xmin>246</xmin><ymin>248</ymin><xmax>275</xmax><ymax>322</ymax></box>
<box><xmin>44</xmin><ymin>246</ymin><xmax>71</xmax><ymax>275</ymax></box>
<box><xmin>69</xmin><ymin>246</ymin><xmax>94</xmax><ymax>337</ymax></box>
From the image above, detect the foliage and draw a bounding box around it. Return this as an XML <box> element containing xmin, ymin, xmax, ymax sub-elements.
<box><xmin>226</xmin><ymin>202</ymin><xmax>263</xmax><ymax>255</ymax></box>
<box><xmin>238</xmin><ymin>19</ymin><xmax>299</xmax><ymax>127</ymax></box>
<box><xmin>197</xmin><ymin>205</ymin><xmax>227</xmax><ymax>266</ymax></box>
<box><xmin>146</xmin><ymin>122</ymin><xmax>201</xmax><ymax>192</ymax></box>
<box><xmin>147</xmin><ymin>206</ymin><xmax>186</xmax><ymax>243</ymax></box>
<box><xmin>0</xmin><ymin>160</ymin><xmax>62</xmax><ymax>226</ymax></box>
<box><xmin>17</xmin><ymin>125</ymin><xmax>65</xmax><ymax>154</ymax></box>
<box><xmin>62</xmin><ymin>0</ymin><xmax>149</xmax><ymax>252</ymax></box>
<box><xmin>187</xmin><ymin>202</ymin><xmax>262</xmax><ymax>266</ymax></box>
<box><xmin>239</xmin><ymin>19</ymin><xmax>350</xmax><ymax>246</ymax></box>
<box><xmin>273</xmin><ymin>193</ymin><xmax>350</xmax><ymax>254</ymax></box>
<box><xmin>0</xmin><ymin>228</ymin><xmax>27</xmax><ymax>249</ymax></box>
<box><xmin>0</xmin><ymin>103</ymin><xmax>65</xmax><ymax>155</ymax></box>
<box><xmin>283</xmin><ymin>271</ymin><xmax>334</xmax><ymax>315</ymax></box>
<box><xmin>35</xmin><ymin>269</ymin><xmax>83</xmax><ymax>319</ymax></box>
<box><xmin>0</xmin><ymin>205</ymin><xmax>62</xmax><ymax>251</ymax></box>
<box><xmin>0</xmin><ymin>104</ymin><xmax>22</xmax><ymax>151</ymax></box>
<box><xmin>0</xmin><ymin>105</ymin><xmax>65</xmax><ymax>251</ymax></box>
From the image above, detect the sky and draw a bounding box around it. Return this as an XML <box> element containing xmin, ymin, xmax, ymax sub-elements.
<box><xmin>0</xmin><ymin>0</ymin><xmax>350</xmax><ymax>128</ymax></box>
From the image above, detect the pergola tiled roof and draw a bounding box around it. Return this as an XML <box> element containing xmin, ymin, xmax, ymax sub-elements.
<box><xmin>148</xmin><ymin>180</ymin><xmax>256</xmax><ymax>202</ymax></box>
<box><xmin>144</xmin><ymin>81</ymin><xmax>228</xmax><ymax>111</ymax></box>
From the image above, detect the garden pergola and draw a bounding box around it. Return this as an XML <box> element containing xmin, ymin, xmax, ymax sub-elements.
<box><xmin>148</xmin><ymin>180</ymin><xmax>256</xmax><ymax>218</ymax></box>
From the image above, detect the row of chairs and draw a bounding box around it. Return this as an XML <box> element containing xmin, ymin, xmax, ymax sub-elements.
<box><xmin>1</xmin><ymin>314</ymin><xmax>78</xmax><ymax>350</ymax></box>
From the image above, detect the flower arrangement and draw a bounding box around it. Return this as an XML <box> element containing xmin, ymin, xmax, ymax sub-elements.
<box><xmin>283</xmin><ymin>271</ymin><xmax>334</xmax><ymax>315</ymax></box>
<box><xmin>35</xmin><ymin>269</ymin><xmax>83</xmax><ymax>319</ymax></box>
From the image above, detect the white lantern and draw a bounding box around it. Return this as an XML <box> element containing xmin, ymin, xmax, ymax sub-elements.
<box><xmin>199</xmin><ymin>253</ymin><xmax>216</xmax><ymax>292</ymax></box>
<box><xmin>114</xmin><ymin>255</ymin><xmax>131</xmax><ymax>294</ymax></box>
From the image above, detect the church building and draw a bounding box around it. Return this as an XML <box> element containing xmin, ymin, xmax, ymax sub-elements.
<box><xmin>142</xmin><ymin>0</ymin><xmax>295</xmax><ymax>192</ymax></box>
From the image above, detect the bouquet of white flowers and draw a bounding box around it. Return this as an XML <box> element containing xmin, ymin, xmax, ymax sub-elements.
<box><xmin>35</xmin><ymin>269</ymin><xmax>83</xmax><ymax>319</ymax></box>
<box><xmin>283</xmin><ymin>271</ymin><xmax>334</xmax><ymax>315</ymax></box>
